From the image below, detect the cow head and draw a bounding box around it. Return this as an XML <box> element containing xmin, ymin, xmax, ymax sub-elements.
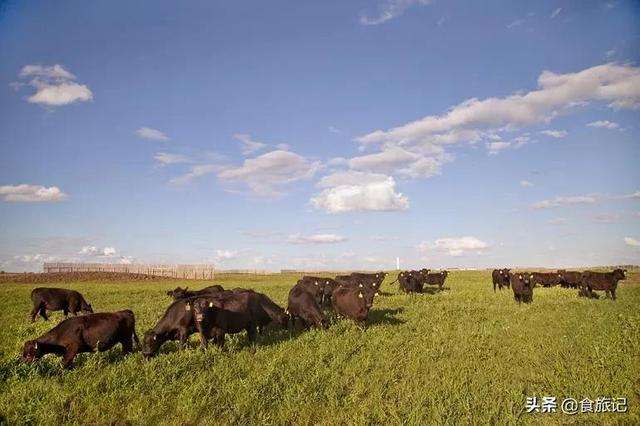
<box><xmin>191</xmin><ymin>298</ymin><xmax>214</xmax><ymax>324</ymax></box>
<box><xmin>142</xmin><ymin>331</ymin><xmax>162</xmax><ymax>358</ymax></box>
<box><xmin>359</xmin><ymin>287</ymin><xmax>376</xmax><ymax>309</ymax></box>
<box><xmin>167</xmin><ymin>287</ymin><xmax>188</xmax><ymax>300</ymax></box>
<box><xmin>81</xmin><ymin>300</ymin><xmax>93</xmax><ymax>314</ymax></box>
<box><xmin>613</xmin><ymin>269</ymin><xmax>627</xmax><ymax>281</ymax></box>
<box><xmin>21</xmin><ymin>340</ymin><xmax>43</xmax><ymax>363</ymax></box>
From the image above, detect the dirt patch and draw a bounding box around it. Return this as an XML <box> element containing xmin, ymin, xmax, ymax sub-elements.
<box><xmin>0</xmin><ymin>271</ymin><xmax>184</xmax><ymax>284</ymax></box>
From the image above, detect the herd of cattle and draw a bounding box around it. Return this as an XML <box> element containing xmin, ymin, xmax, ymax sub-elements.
<box><xmin>19</xmin><ymin>268</ymin><xmax>627</xmax><ymax>368</ymax></box>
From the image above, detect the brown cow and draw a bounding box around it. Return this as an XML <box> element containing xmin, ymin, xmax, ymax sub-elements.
<box><xmin>166</xmin><ymin>285</ymin><xmax>224</xmax><ymax>300</ymax></box>
<box><xmin>581</xmin><ymin>269</ymin><xmax>626</xmax><ymax>300</ymax></box>
<box><xmin>30</xmin><ymin>288</ymin><xmax>93</xmax><ymax>322</ymax></box>
<box><xmin>331</xmin><ymin>285</ymin><xmax>376</xmax><ymax>326</ymax></box>
<box><xmin>425</xmin><ymin>271</ymin><xmax>448</xmax><ymax>290</ymax></box>
<box><xmin>22</xmin><ymin>310</ymin><xmax>139</xmax><ymax>368</ymax></box>
<box><xmin>510</xmin><ymin>273</ymin><xmax>534</xmax><ymax>304</ymax></box>
<box><xmin>557</xmin><ymin>270</ymin><xmax>583</xmax><ymax>289</ymax></box>
<box><xmin>287</xmin><ymin>285</ymin><xmax>328</xmax><ymax>330</ymax></box>
<box><xmin>492</xmin><ymin>269</ymin><xmax>511</xmax><ymax>292</ymax></box>
<box><xmin>530</xmin><ymin>272</ymin><xmax>561</xmax><ymax>288</ymax></box>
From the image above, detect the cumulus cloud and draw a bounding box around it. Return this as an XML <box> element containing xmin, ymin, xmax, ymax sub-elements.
<box><xmin>154</xmin><ymin>152</ymin><xmax>190</xmax><ymax>165</ymax></box>
<box><xmin>79</xmin><ymin>246</ymin><xmax>98</xmax><ymax>255</ymax></box>
<box><xmin>532</xmin><ymin>195</ymin><xmax>597</xmax><ymax>209</ymax></box>
<box><xmin>540</xmin><ymin>129</ymin><xmax>568</xmax><ymax>138</ymax></box>
<box><xmin>136</xmin><ymin>127</ymin><xmax>170</xmax><ymax>141</ymax></box>
<box><xmin>360</xmin><ymin>0</ymin><xmax>432</xmax><ymax>26</ymax></box>
<box><xmin>170</xmin><ymin>164</ymin><xmax>220</xmax><ymax>186</ymax></box>
<box><xmin>357</xmin><ymin>64</ymin><xmax>640</xmax><ymax>152</ymax></box>
<box><xmin>520</xmin><ymin>180</ymin><xmax>534</xmax><ymax>187</ymax></box>
<box><xmin>420</xmin><ymin>236</ymin><xmax>489</xmax><ymax>256</ymax></box>
<box><xmin>78</xmin><ymin>245</ymin><xmax>117</xmax><ymax>258</ymax></box>
<box><xmin>0</xmin><ymin>184</ymin><xmax>68</xmax><ymax>203</ymax></box>
<box><xmin>348</xmin><ymin>145</ymin><xmax>451</xmax><ymax>178</ymax></box>
<box><xmin>234</xmin><ymin>133</ymin><xmax>267</xmax><ymax>155</ymax></box>
<box><xmin>213</xmin><ymin>249</ymin><xmax>238</xmax><ymax>262</ymax></box>
<box><xmin>287</xmin><ymin>233</ymin><xmax>347</xmax><ymax>244</ymax></box>
<box><xmin>624</xmin><ymin>237</ymin><xmax>639</xmax><ymax>247</ymax></box>
<box><xmin>15</xmin><ymin>64</ymin><xmax>93</xmax><ymax>107</ymax></box>
<box><xmin>310</xmin><ymin>171</ymin><xmax>409</xmax><ymax>213</ymax></box>
<box><xmin>486</xmin><ymin>141</ymin><xmax>511</xmax><ymax>155</ymax></box>
<box><xmin>587</xmin><ymin>120</ymin><xmax>619</xmax><ymax>129</ymax></box>
<box><xmin>218</xmin><ymin>150</ymin><xmax>321</xmax><ymax>197</ymax></box>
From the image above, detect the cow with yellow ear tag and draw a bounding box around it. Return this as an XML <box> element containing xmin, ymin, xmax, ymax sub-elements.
<box><xmin>509</xmin><ymin>272</ymin><xmax>534</xmax><ymax>304</ymax></box>
<box><xmin>331</xmin><ymin>285</ymin><xmax>376</xmax><ymax>327</ymax></box>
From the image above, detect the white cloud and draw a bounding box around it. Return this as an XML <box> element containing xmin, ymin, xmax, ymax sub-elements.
<box><xmin>136</xmin><ymin>127</ymin><xmax>170</xmax><ymax>141</ymax></box>
<box><xmin>0</xmin><ymin>184</ymin><xmax>68</xmax><ymax>203</ymax></box>
<box><xmin>624</xmin><ymin>237</ymin><xmax>639</xmax><ymax>247</ymax></box>
<box><xmin>213</xmin><ymin>249</ymin><xmax>238</xmax><ymax>262</ymax></box>
<box><xmin>348</xmin><ymin>145</ymin><xmax>450</xmax><ymax>178</ymax></box>
<box><xmin>356</xmin><ymin>64</ymin><xmax>640</xmax><ymax>151</ymax></box>
<box><xmin>234</xmin><ymin>133</ymin><xmax>267</xmax><ymax>155</ymax></box>
<box><xmin>79</xmin><ymin>246</ymin><xmax>98</xmax><ymax>255</ymax></box>
<box><xmin>218</xmin><ymin>150</ymin><xmax>321</xmax><ymax>197</ymax></box>
<box><xmin>102</xmin><ymin>247</ymin><xmax>117</xmax><ymax>257</ymax></box>
<box><xmin>420</xmin><ymin>236</ymin><xmax>489</xmax><ymax>256</ymax></box>
<box><xmin>540</xmin><ymin>129</ymin><xmax>568</xmax><ymax>138</ymax></box>
<box><xmin>507</xmin><ymin>19</ymin><xmax>525</xmax><ymax>29</ymax></box>
<box><xmin>16</xmin><ymin>64</ymin><xmax>93</xmax><ymax>107</ymax></box>
<box><xmin>287</xmin><ymin>233</ymin><xmax>347</xmax><ymax>244</ymax></box>
<box><xmin>310</xmin><ymin>171</ymin><xmax>409</xmax><ymax>213</ymax></box>
<box><xmin>360</xmin><ymin>0</ymin><xmax>432</xmax><ymax>26</ymax></box>
<box><xmin>587</xmin><ymin>120</ymin><xmax>619</xmax><ymax>129</ymax></box>
<box><xmin>487</xmin><ymin>141</ymin><xmax>511</xmax><ymax>155</ymax></box>
<box><xmin>550</xmin><ymin>8</ymin><xmax>562</xmax><ymax>19</ymax></box>
<box><xmin>328</xmin><ymin>126</ymin><xmax>341</xmax><ymax>134</ymax></box>
<box><xmin>548</xmin><ymin>218</ymin><xmax>568</xmax><ymax>225</ymax></box>
<box><xmin>594</xmin><ymin>213</ymin><xmax>622</xmax><ymax>223</ymax></box>
<box><xmin>532</xmin><ymin>195</ymin><xmax>597</xmax><ymax>209</ymax></box>
<box><xmin>170</xmin><ymin>164</ymin><xmax>219</xmax><ymax>186</ymax></box>
<box><xmin>154</xmin><ymin>152</ymin><xmax>190</xmax><ymax>165</ymax></box>
<box><xmin>520</xmin><ymin>180</ymin><xmax>534</xmax><ymax>187</ymax></box>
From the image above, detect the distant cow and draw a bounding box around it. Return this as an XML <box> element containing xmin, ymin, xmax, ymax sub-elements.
<box><xmin>397</xmin><ymin>270</ymin><xmax>428</xmax><ymax>294</ymax></box>
<box><xmin>22</xmin><ymin>310</ymin><xmax>139</xmax><ymax>369</ymax></box>
<box><xmin>530</xmin><ymin>272</ymin><xmax>561</xmax><ymax>288</ymax></box>
<box><xmin>581</xmin><ymin>269</ymin><xmax>627</xmax><ymax>300</ymax></box>
<box><xmin>331</xmin><ymin>285</ymin><xmax>376</xmax><ymax>327</ymax></box>
<box><xmin>142</xmin><ymin>298</ymin><xmax>198</xmax><ymax>358</ymax></box>
<box><xmin>510</xmin><ymin>273</ymin><xmax>534</xmax><ymax>304</ymax></box>
<box><xmin>287</xmin><ymin>285</ymin><xmax>328</xmax><ymax>330</ymax></box>
<box><xmin>492</xmin><ymin>269</ymin><xmax>511</xmax><ymax>291</ymax></box>
<box><xmin>425</xmin><ymin>271</ymin><xmax>448</xmax><ymax>290</ymax></box>
<box><xmin>557</xmin><ymin>270</ymin><xmax>582</xmax><ymax>289</ymax></box>
<box><xmin>296</xmin><ymin>276</ymin><xmax>340</xmax><ymax>307</ymax></box>
<box><xmin>191</xmin><ymin>292</ymin><xmax>259</xmax><ymax>349</ymax></box>
<box><xmin>30</xmin><ymin>288</ymin><xmax>93</xmax><ymax>322</ymax></box>
<box><xmin>166</xmin><ymin>285</ymin><xmax>224</xmax><ymax>300</ymax></box>
<box><xmin>335</xmin><ymin>272</ymin><xmax>386</xmax><ymax>292</ymax></box>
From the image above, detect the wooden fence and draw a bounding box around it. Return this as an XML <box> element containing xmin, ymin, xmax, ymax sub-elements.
<box><xmin>43</xmin><ymin>263</ymin><xmax>215</xmax><ymax>279</ymax></box>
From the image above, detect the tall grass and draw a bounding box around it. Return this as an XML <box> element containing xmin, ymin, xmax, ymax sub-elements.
<box><xmin>0</xmin><ymin>271</ymin><xmax>638</xmax><ymax>424</ymax></box>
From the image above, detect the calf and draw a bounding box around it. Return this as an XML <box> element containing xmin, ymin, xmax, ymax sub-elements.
<box><xmin>166</xmin><ymin>285</ymin><xmax>224</xmax><ymax>300</ymax></box>
<box><xmin>510</xmin><ymin>273</ymin><xmax>534</xmax><ymax>304</ymax></box>
<box><xmin>425</xmin><ymin>271</ymin><xmax>448</xmax><ymax>290</ymax></box>
<box><xmin>530</xmin><ymin>272</ymin><xmax>561</xmax><ymax>288</ymax></box>
<box><xmin>557</xmin><ymin>270</ymin><xmax>583</xmax><ymax>289</ymax></box>
<box><xmin>22</xmin><ymin>310</ymin><xmax>139</xmax><ymax>369</ymax></box>
<box><xmin>492</xmin><ymin>269</ymin><xmax>511</xmax><ymax>291</ymax></box>
<box><xmin>30</xmin><ymin>287</ymin><xmax>93</xmax><ymax>322</ymax></box>
<box><xmin>581</xmin><ymin>269</ymin><xmax>626</xmax><ymax>300</ymax></box>
<box><xmin>191</xmin><ymin>292</ymin><xmax>258</xmax><ymax>349</ymax></box>
<box><xmin>142</xmin><ymin>298</ymin><xmax>198</xmax><ymax>358</ymax></box>
<box><xmin>287</xmin><ymin>285</ymin><xmax>328</xmax><ymax>330</ymax></box>
<box><xmin>331</xmin><ymin>285</ymin><xmax>376</xmax><ymax>326</ymax></box>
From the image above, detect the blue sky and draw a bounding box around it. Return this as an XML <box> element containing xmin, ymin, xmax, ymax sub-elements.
<box><xmin>1</xmin><ymin>0</ymin><xmax>639</xmax><ymax>272</ymax></box>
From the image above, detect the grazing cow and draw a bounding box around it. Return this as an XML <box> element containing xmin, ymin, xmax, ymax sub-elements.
<box><xmin>295</xmin><ymin>276</ymin><xmax>340</xmax><ymax>307</ymax></box>
<box><xmin>510</xmin><ymin>273</ymin><xmax>534</xmax><ymax>304</ymax></box>
<box><xmin>166</xmin><ymin>285</ymin><xmax>224</xmax><ymax>300</ymax></box>
<box><xmin>557</xmin><ymin>270</ymin><xmax>583</xmax><ymax>289</ymax></box>
<box><xmin>231</xmin><ymin>289</ymin><xmax>289</xmax><ymax>332</ymax></box>
<box><xmin>30</xmin><ymin>288</ymin><xmax>93</xmax><ymax>322</ymax></box>
<box><xmin>142</xmin><ymin>298</ymin><xmax>198</xmax><ymax>358</ymax></box>
<box><xmin>577</xmin><ymin>286</ymin><xmax>600</xmax><ymax>299</ymax></box>
<box><xmin>581</xmin><ymin>269</ymin><xmax>627</xmax><ymax>300</ymax></box>
<box><xmin>335</xmin><ymin>272</ymin><xmax>386</xmax><ymax>292</ymax></box>
<box><xmin>287</xmin><ymin>285</ymin><xmax>328</xmax><ymax>330</ymax></box>
<box><xmin>331</xmin><ymin>285</ymin><xmax>376</xmax><ymax>326</ymax></box>
<box><xmin>530</xmin><ymin>272</ymin><xmax>561</xmax><ymax>288</ymax></box>
<box><xmin>191</xmin><ymin>292</ymin><xmax>259</xmax><ymax>349</ymax></box>
<box><xmin>425</xmin><ymin>271</ymin><xmax>449</xmax><ymax>290</ymax></box>
<box><xmin>492</xmin><ymin>269</ymin><xmax>511</xmax><ymax>291</ymax></box>
<box><xmin>22</xmin><ymin>310</ymin><xmax>139</xmax><ymax>369</ymax></box>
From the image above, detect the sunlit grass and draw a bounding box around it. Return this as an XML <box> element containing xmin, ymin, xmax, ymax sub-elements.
<box><xmin>0</xmin><ymin>271</ymin><xmax>638</xmax><ymax>424</ymax></box>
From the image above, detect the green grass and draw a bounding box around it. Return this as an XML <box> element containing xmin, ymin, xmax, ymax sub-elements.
<box><xmin>0</xmin><ymin>271</ymin><xmax>638</xmax><ymax>425</ymax></box>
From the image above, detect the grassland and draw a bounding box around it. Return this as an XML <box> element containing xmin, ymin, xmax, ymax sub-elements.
<box><xmin>0</xmin><ymin>271</ymin><xmax>638</xmax><ymax>425</ymax></box>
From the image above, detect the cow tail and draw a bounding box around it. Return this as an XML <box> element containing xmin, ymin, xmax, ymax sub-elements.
<box><xmin>387</xmin><ymin>277</ymin><xmax>399</xmax><ymax>286</ymax></box>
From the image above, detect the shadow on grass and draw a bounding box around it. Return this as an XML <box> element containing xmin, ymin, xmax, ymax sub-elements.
<box><xmin>367</xmin><ymin>307</ymin><xmax>406</xmax><ymax>326</ymax></box>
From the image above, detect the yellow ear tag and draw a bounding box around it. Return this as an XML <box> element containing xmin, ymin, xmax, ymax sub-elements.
<box><xmin>359</xmin><ymin>284</ymin><xmax>363</xmax><ymax>287</ymax></box>
<box><xmin>358</xmin><ymin>293</ymin><xmax>363</xmax><ymax>298</ymax></box>
<box><xmin>519</xmin><ymin>275</ymin><xmax>522</xmax><ymax>279</ymax></box>
<box><xmin>185</xmin><ymin>305</ymin><xmax>190</xmax><ymax>311</ymax></box>
<box><xmin>209</xmin><ymin>302</ymin><xmax>214</xmax><ymax>307</ymax></box>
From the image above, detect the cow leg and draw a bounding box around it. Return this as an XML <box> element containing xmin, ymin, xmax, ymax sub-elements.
<box><xmin>178</xmin><ymin>329</ymin><xmax>189</xmax><ymax>350</ymax></box>
<box><xmin>30</xmin><ymin>304</ymin><xmax>39</xmax><ymax>322</ymax></box>
<box><xmin>493</xmin><ymin>282</ymin><xmax>496</xmax><ymax>292</ymax></box>
<box><xmin>39</xmin><ymin>306</ymin><xmax>49</xmax><ymax>321</ymax></box>
<box><xmin>199</xmin><ymin>333</ymin><xmax>209</xmax><ymax>350</ymax></box>
<box><xmin>611</xmin><ymin>287</ymin><xmax>617</xmax><ymax>301</ymax></box>
<box><xmin>61</xmin><ymin>344</ymin><xmax>80</xmax><ymax>369</ymax></box>
<box><xmin>63</xmin><ymin>307</ymin><xmax>69</xmax><ymax>319</ymax></box>
<box><xmin>121</xmin><ymin>336</ymin><xmax>134</xmax><ymax>355</ymax></box>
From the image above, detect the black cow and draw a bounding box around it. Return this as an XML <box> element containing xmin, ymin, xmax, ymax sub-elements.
<box><xmin>30</xmin><ymin>287</ymin><xmax>93</xmax><ymax>322</ymax></box>
<box><xmin>397</xmin><ymin>270</ymin><xmax>427</xmax><ymax>293</ymax></box>
<box><xmin>287</xmin><ymin>285</ymin><xmax>328</xmax><ymax>330</ymax></box>
<box><xmin>331</xmin><ymin>285</ymin><xmax>376</xmax><ymax>327</ymax></box>
<box><xmin>557</xmin><ymin>270</ymin><xmax>583</xmax><ymax>289</ymax></box>
<box><xmin>530</xmin><ymin>272</ymin><xmax>561</xmax><ymax>288</ymax></box>
<box><xmin>142</xmin><ymin>298</ymin><xmax>198</xmax><ymax>358</ymax></box>
<box><xmin>425</xmin><ymin>271</ymin><xmax>448</xmax><ymax>290</ymax></box>
<box><xmin>492</xmin><ymin>269</ymin><xmax>510</xmax><ymax>291</ymax></box>
<box><xmin>224</xmin><ymin>289</ymin><xmax>289</xmax><ymax>333</ymax></box>
<box><xmin>581</xmin><ymin>269</ymin><xmax>627</xmax><ymax>300</ymax></box>
<box><xmin>295</xmin><ymin>276</ymin><xmax>340</xmax><ymax>307</ymax></box>
<box><xmin>22</xmin><ymin>310</ymin><xmax>139</xmax><ymax>369</ymax></box>
<box><xmin>166</xmin><ymin>285</ymin><xmax>224</xmax><ymax>300</ymax></box>
<box><xmin>510</xmin><ymin>273</ymin><xmax>534</xmax><ymax>304</ymax></box>
<box><xmin>335</xmin><ymin>272</ymin><xmax>386</xmax><ymax>292</ymax></box>
<box><xmin>191</xmin><ymin>292</ymin><xmax>258</xmax><ymax>349</ymax></box>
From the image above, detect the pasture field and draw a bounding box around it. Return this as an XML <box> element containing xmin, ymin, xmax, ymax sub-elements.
<box><xmin>0</xmin><ymin>271</ymin><xmax>638</xmax><ymax>425</ymax></box>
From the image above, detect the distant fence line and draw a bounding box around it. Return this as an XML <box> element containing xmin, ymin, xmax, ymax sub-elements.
<box><xmin>43</xmin><ymin>263</ymin><xmax>215</xmax><ymax>279</ymax></box>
